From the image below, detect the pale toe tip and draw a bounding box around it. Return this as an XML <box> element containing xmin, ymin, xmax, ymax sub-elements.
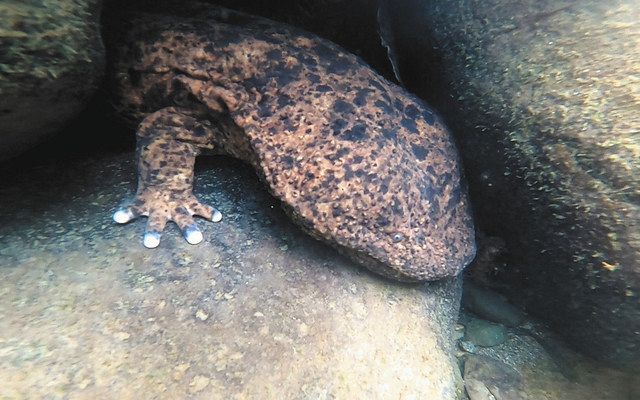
<box><xmin>143</xmin><ymin>232</ymin><xmax>161</xmax><ymax>248</ymax></box>
<box><xmin>211</xmin><ymin>210</ymin><xmax>222</xmax><ymax>222</ymax></box>
<box><xmin>113</xmin><ymin>209</ymin><xmax>133</xmax><ymax>224</ymax></box>
<box><xmin>185</xmin><ymin>227</ymin><xmax>203</xmax><ymax>245</ymax></box>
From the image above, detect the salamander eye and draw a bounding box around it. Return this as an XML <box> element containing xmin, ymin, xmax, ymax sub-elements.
<box><xmin>172</xmin><ymin>91</ymin><xmax>200</xmax><ymax>107</ymax></box>
<box><xmin>392</xmin><ymin>233</ymin><xmax>404</xmax><ymax>243</ymax></box>
<box><xmin>173</xmin><ymin>92</ymin><xmax>188</xmax><ymax>106</ymax></box>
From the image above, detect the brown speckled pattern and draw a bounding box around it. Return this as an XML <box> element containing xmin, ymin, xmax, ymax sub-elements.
<box><xmin>110</xmin><ymin>3</ymin><xmax>475</xmax><ymax>281</ymax></box>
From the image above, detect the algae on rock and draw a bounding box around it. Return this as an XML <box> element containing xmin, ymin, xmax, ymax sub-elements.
<box><xmin>380</xmin><ymin>0</ymin><xmax>640</xmax><ymax>369</ymax></box>
<box><xmin>0</xmin><ymin>0</ymin><xmax>104</xmax><ymax>159</ymax></box>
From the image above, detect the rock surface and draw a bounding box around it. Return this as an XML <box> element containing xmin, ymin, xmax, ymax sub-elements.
<box><xmin>456</xmin><ymin>309</ymin><xmax>638</xmax><ymax>399</ymax></box>
<box><xmin>463</xmin><ymin>355</ymin><xmax>528</xmax><ymax>400</ymax></box>
<box><xmin>0</xmin><ymin>0</ymin><xmax>104</xmax><ymax>160</ymax></box>
<box><xmin>462</xmin><ymin>281</ymin><xmax>526</xmax><ymax>327</ymax></box>
<box><xmin>464</xmin><ymin>318</ymin><xmax>508</xmax><ymax>348</ymax></box>
<box><xmin>381</xmin><ymin>0</ymin><xmax>640</xmax><ymax>369</ymax></box>
<box><xmin>0</xmin><ymin>153</ymin><xmax>464</xmax><ymax>399</ymax></box>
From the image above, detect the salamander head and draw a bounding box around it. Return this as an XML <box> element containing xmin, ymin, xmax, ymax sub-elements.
<box><xmin>280</xmin><ymin>118</ymin><xmax>477</xmax><ymax>282</ymax></box>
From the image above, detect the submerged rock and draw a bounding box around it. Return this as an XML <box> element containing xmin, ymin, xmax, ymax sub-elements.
<box><xmin>0</xmin><ymin>0</ymin><xmax>104</xmax><ymax>160</ymax></box>
<box><xmin>0</xmin><ymin>154</ymin><xmax>464</xmax><ymax>399</ymax></box>
<box><xmin>463</xmin><ymin>281</ymin><xmax>526</xmax><ymax>327</ymax></box>
<box><xmin>464</xmin><ymin>318</ymin><xmax>508</xmax><ymax>348</ymax></box>
<box><xmin>463</xmin><ymin>355</ymin><xmax>528</xmax><ymax>400</ymax></box>
<box><xmin>381</xmin><ymin>0</ymin><xmax>640</xmax><ymax>369</ymax></box>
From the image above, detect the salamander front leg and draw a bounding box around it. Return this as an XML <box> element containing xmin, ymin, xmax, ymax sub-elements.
<box><xmin>113</xmin><ymin>107</ymin><xmax>222</xmax><ymax>248</ymax></box>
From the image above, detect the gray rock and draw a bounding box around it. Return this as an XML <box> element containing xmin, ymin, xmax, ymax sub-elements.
<box><xmin>631</xmin><ymin>379</ymin><xmax>640</xmax><ymax>400</ymax></box>
<box><xmin>0</xmin><ymin>0</ymin><xmax>104</xmax><ymax>160</ymax></box>
<box><xmin>0</xmin><ymin>153</ymin><xmax>465</xmax><ymax>399</ymax></box>
<box><xmin>381</xmin><ymin>0</ymin><xmax>640</xmax><ymax>370</ymax></box>
<box><xmin>463</xmin><ymin>281</ymin><xmax>526</xmax><ymax>327</ymax></box>
<box><xmin>460</xmin><ymin>340</ymin><xmax>479</xmax><ymax>354</ymax></box>
<box><xmin>464</xmin><ymin>318</ymin><xmax>508</xmax><ymax>347</ymax></box>
<box><xmin>463</xmin><ymin>355</ymin><xmax>528</xmax><ymax>400</ymax></box>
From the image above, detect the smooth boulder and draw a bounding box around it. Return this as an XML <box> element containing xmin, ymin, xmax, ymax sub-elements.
<box><xmin>0</xmin><ymin>0</ymin><xmax>104</xmax><ymax>160</ymax></box>
<box><xmin>463</xmin><ymin>355</ymin><xmax>528</xmax><ymax>400</ymax></box>
<box><xmin>0</xmin><ymin>153</ymin><xmax>465</xmax><ymax>399</ymax></box>
<box><xmin>382</xmin><ymin>0</ymin><xmax>640</xmax><ymax>369</ymax></box>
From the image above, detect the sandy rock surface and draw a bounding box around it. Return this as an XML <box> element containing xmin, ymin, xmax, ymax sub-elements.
<box><xmin>0</xmin><ymin>154</ymin><xmax>464</xmax><ymax>399</ymax></box>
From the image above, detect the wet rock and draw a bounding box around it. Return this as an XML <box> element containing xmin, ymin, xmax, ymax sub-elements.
<box><xmin>631</xmin><ymin>380</ymin><xmax>640</xmax><ymax>400</ymax></box>
<box><xmin>0</xmin><ymin>0</ymin><xmax>104</xmax><ymax>160</ymax></box>
<box><xmin>459</xmin><ymin>340</ymin><xmax>479</xmax><ymax>355</ymax></box>
<box><xmin>463</xmin><ymin>355</ymin><xmax>528</xmax><ymax>400</ymax></box>
<box><xmin>512</xmin><ymin>324</ymin><xmax>580</xmax><ymax>382</ymax></box>
<box><xmin>0</xmin><ymin>153</ymin><xmax>465</xmax><ymax>399</ymax></box>
<box><xmin>463</xmin><ymin>281</ymin><xmax>526</xmax><ymax>327</ymax></box>
<box><xmin>381</xmin><ymin>0</ymin><xmax>640</xmax><ymax>369</ymax></box>
<box><xmin>457</xmin><ymin>312</ymin><xmax>634</xmax><ymax>399</ymax></box>
<box><xmin>464</xmin><ymin>318</ymin><xmax>508</xmax><ymax>348</ymax></box>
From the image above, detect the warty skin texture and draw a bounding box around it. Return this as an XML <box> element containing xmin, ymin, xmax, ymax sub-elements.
<box><xmin>108</xmin><ymin>3</ymin><xmax>476</xmax><ymax>281</ymax></box>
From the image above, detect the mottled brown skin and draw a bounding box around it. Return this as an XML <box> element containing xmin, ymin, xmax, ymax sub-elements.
<box><xmin>110</xmin><ymin>3</ymin><xmax>476</xmax><ymax>281</ymax></box>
